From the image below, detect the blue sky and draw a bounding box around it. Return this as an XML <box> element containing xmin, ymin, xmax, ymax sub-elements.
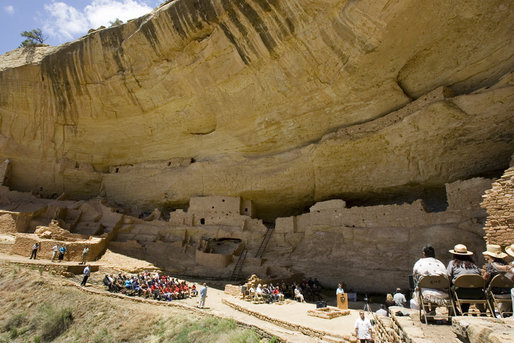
<box><xmin>0</xmin><ymin>0</ymin><xmax>162</xmax><ymax>55</ymax></box>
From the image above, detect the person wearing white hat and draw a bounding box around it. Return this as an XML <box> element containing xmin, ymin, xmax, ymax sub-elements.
<box><xmin>447</xmin><ymin>244</ymin><xmax>480</xmax><ymax>283</ymax></box>
<box><xmin>482</xmin><ymin>244</ymin><xmax>508</xmax><ymax>285</ymax></box>
<box><xmin>447</xmin><ymin>244</ymin><xmax>483</xmax><ymax>314</ymax></box>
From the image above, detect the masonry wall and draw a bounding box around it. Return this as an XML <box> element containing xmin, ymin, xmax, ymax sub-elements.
<box><xmin>11</xmin><ymin>234</ymin><xmax>107</xmax><ymax>262</ymax></box>
<box><xmin>269</xmin><ymin>178</ymin><xmax>492</xmax><ymax>292</ymax></box>
<box><xmin>481</xmin><ymin>166</ymin><xmax>514</xmax><ymax>246</ymax></box>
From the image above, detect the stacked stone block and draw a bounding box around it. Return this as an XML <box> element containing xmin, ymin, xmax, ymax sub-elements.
<box><xmin>481</xmin><ymin>166</ymin><xmax>514</xmax><ymax>246</ymax></box>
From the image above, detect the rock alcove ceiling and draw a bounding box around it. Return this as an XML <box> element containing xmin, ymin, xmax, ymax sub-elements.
<box><xmin>0</xmin><ymin>0</ymin><xmax>512</xmax><ymax>220</ymax></box>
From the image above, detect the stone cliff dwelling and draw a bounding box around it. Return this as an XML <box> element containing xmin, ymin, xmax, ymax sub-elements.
<box><xmin>0</xmin><ymin>0</ymin><xmax>513</xmax><ymax>296</ymax></box>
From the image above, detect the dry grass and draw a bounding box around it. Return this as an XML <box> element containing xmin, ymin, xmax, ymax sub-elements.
<box><xmin>0</xmin><ymin>263</ymin><xmax>271</xmax><ymax>343</ymax></box>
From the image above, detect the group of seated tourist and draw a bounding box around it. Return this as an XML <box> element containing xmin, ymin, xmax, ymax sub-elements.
<box><xmin>396</xmin><ymin>243</ymin><xmax>514</xmax><ymax>316</ymax></box>
<box><xmin>103</xmin><ymin>271</ymin><xmax>198</xmax><ymax>301</ymax></box>
<box><xmin>245</xmin><ymin>277</ymin><xmax>323</xmax><ymax>303</ymax></box>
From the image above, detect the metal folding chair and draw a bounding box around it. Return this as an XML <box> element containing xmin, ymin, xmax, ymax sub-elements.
<box><xmin>452</xmin><ymin>274</ymin><xmax>492</xmax><ymax>316</ymax></box>
<box><xmin>417</xmin><ymin>275</ymin><xmax>455</xmax><ymax>323</ymax></box>
<box><xmin>487</xmin><ymin>274</ymin><xmax>513</xmax><ymax>318</ymax></box>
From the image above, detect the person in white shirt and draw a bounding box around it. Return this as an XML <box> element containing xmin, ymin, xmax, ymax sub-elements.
<box><xmin>410</xmin><ymin>244</ymin><xmax>449</xmax><ymax>309</ymax></box>
<box><xmin>375</xmin><ymin>304</ymin><xmax>388</xmax><ymax>317</ymax></box>
<box><xmin>51</xmin><ymin>244</ymin><xmax>59</xmax><ymax>262</ymax></box>
<box><xmin>354</xmin><ymin>311</ymin><xmax>373</xmax><ymax>342</ymax></box>
<box><xmin>393</xmin><ymin>288</ymin><xmax>406</xmax><ymax>307</ymax></box>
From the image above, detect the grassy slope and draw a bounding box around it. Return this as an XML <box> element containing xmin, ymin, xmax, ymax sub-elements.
<box><xmin>0</xmin><ymin>263</ymin><xmax>271</xmax><ymax>343</ymax></box>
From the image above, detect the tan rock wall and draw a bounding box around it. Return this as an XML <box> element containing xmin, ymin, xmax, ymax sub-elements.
<box><xmin>0</xmin><ymin>1</ymin><xmax>512</xmax><ymax>220</ymax></box>
<box><xmin>481</xmin><ymin>166</ymin><xmax>514</xmax><ymax>246</ymax></box>
<box><xmin>11</xmin><ymin>234</ymin><xmax>106</xmax><ymax>262</ymax></box>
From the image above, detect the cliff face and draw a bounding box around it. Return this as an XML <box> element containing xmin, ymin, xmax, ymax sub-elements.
<box><xmin>0</xmin><ymin>0</ymin><xmax>513</xmax><ymax>218</ymax></box>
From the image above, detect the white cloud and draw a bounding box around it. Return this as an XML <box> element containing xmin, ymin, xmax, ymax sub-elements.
<box><xmin>42</xmin><ymin>0</ymin><xmax>155</xmax><ymax>42</ymax></box>
<box><xmin>4</xmin><ymin>5</ymin><xmax>14</xmax><ymax>15</ymax></box>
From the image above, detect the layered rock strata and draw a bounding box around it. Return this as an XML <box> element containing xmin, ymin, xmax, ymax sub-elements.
<box><xmin>0</xmin><ymin>0</ymin><xmax>512</xmax><ymax>219</ymax></box>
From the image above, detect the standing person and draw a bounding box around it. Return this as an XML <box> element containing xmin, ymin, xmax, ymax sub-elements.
<box><xmin>51</xmin><ymin>244</ymin><xmax>59</xmax><ymax>262</ymax></box>
<box><xmin>354</xmin><ymin>310</ymin><xmax>373</xmax><ymax>343</ymax></box>
<box><xmin>80</xmin><ymin>246</ymin><xmax>89</xmax><ymax>265</ymax></box>
<box><xmin>81</xmin><ymin>265</ymin><xmax>91</xmax><ymax>286</ymax></box>
<box><xmin>393</xmin><ymin>288</ymin><xmax>407</xmax><ymax>307</ymax></box>
<box><xmin>336</xmin><ymin>283</ymin><xmax>345</xmax><ymax>305</ymax></box>
<box><xmin>385</xmin><ymin>293</ymin><xmax>395</xmax><ymax>309</ymax></box>
<box><xmin>58</xmin><ymin>245</ymin><xmax>66</xmax><ymax>262</ymax></box>
<box><xmin>29</xmin><ymin>242</ymin><xmax>40</xmax><ymax>259</ymax></box>
<box><xmin>198</xmin><ymin>283</ymin><xmax>207</xmax><ymax>308</ymax></box>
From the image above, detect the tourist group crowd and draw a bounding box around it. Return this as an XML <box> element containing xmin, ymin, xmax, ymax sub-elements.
<box><xmin>245</xmin><ymin>277</ymin><xmax>323</xmax><ymax>303</ymax></box>
<box><xmin>376</xmin><ymin>243</ymin><xmax>514</xmax><ymax>317</ymax></box>
<box><xmin>102</xmin><ymin>271</ymin><xmax>199</xmax><ymax>301</ymax></box>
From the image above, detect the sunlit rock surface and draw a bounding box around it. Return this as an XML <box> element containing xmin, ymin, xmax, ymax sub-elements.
<box><xmin>0</xmin><ymin>0</ymin><xmax>513</xmax><ymax>219</ymax></box>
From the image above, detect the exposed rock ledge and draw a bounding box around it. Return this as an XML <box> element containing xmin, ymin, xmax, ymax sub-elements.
<box><xmin>0</xmin><ymin>0</ymin><xmax>513</xmax><ymax>219</ymax></box>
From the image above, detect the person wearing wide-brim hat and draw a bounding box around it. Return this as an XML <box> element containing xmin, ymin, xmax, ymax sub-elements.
<box><xmin>505</xmin><ymin>244</ymin><xmax>514</xmax><ymax>258</ymax></box>
<box><xmin>482</xmin><ymin>244</ymin><xmax>508</xmax><ymax>286</ymax></box>
<box><xmin>447</xmin><ymin>244</ymin><xmax>480</xmax><ymax>284</ymax></box>
<box><xmin>449</xmin><ymin>244</ymin><xmax>474</xmax><ymax>255</ymax></box>
<box><xmin>447</xmin><ymin>244</ymin><xmax>483</xmax><ymax>314</ymax></box>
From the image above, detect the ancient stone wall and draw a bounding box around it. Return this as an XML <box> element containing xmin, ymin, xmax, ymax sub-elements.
<box><xmin>267</xmin><ymin>178</ymin><xmax>493</xmax><ymax>292</ymax></box>
<box><xmin>12</xmin><ymin>234</ymin><xmax>106</xmax><ymax>262</ymax></box>
<box><xmin>481</xmin><ymin>165</ymin><xmax>514</xmax><ymax>246</ymax></box>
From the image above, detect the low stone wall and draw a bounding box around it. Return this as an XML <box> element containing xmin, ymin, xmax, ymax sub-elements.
<box><xmin>224</xmin><ymin>284</ymin><xmax>242</xmax><ymax>297</ymax></box>
<box><xmin>222</xmin><ymin>298</ymin><xmax>350</xmax><ymax>342</ymax></box>
<box><xmin>452</xmin><ymin>316</ymin><xmax>514</xmax><ymax>343</ymax></box>
<box><xmin>195</xmin><ymin>249</ymin><xmax>233</xmax><ymax>268</ymax></box>
<box><xmin>11</xmin><ymin>233</ymin><xmax>106</xmax><ymax>262</ymax></box>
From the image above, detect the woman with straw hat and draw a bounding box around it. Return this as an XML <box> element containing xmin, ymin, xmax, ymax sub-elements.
<box><xmin>447</xmin><ymin>244</ymin><xmax>480</xmax><ymax>283</ymax></box>
<box><xmin>482</xmin><ymin>244</ymin><xmax>508</xmax><ymax>286</ymax></box>
<box><xmin>447</xmin><ymin>244</ymin><xmax>483</xmax><ymax>314</ymax></box>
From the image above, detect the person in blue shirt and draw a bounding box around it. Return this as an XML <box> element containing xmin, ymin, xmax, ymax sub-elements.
<box><xmin>198</xmin><ymin>283</ymin><xmax>208</xmax><ymax>308</ymax></box>
<box><xmin>58</xmin><ymin>246</ymin><xmax>66</xmax><ymax>262</ymax></box>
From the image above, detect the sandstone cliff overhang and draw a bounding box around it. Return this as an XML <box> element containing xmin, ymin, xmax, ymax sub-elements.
<box><xmin>0</xmin><ymin>0</ymin><xmax>513</xmax><ymax>219</ymax></box>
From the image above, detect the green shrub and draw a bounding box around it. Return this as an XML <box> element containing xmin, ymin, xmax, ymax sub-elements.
<box><xmin>9</xmin><ymin>327</ymin><xmax>18</xmax><ymax>338</ymax></box>
<box><xmin>3</xmin><ymin>312</ymin><xmax>27</xmax><ymax>332</ymax></box>
<box><xmin>93</xmin><ymin>328</ymin><xmax>114</xmax><ymax>343</ymax></box>
<box><xmin>34</xmin><ymin>304</ymin><xmax>73</xmax><ymax>342</ymax></box>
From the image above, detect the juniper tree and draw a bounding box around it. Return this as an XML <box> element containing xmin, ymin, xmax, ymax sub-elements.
<box><xmin>19</xmin><ymin>28</ymin><xmax>45</xmax><ymax>47</ymax></box>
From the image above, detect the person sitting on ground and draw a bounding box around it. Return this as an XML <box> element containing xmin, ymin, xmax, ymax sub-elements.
<box><xmin>393</xmin><ymin>288</ymin><xmax>406</xmax><ymax>307</ymax></box>
<box><xmin>376</xmin><ymin>304</ymin><xmax>388</xmax><ymax>317</ymax></box>
<box><xmin>272</xmin><ymin>286</ymin><xmax>284</xmax><ymax>302</ymax></box>
<box><xmin>103</xmin><ymin>274</ymin><xmax>113</xmax><ymax>291</ymax></box>
<box><xmin>294</xmin><ymin>286</ymin><xmax>305</xmax><ymax>302</ymax></box>
<box><xmin>410</xmin><ymin>244</ymin><xmax>449</xmax><ymax>310</ymax></box>
<box><xmin>191</xmin><ymin>284</ymin><xmax>198</xmax><ymax>297</ymax></box>
<box><xmin>447</xmin><ymin>244</ymin><xmax>483</xmax><ymax>314</ymax></box>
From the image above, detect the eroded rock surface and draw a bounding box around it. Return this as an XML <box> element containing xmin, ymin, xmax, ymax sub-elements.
<box><xmin>0</xmin><ymin>0</ymin><xmax>512</xmax><ymax>219</ymax></box>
